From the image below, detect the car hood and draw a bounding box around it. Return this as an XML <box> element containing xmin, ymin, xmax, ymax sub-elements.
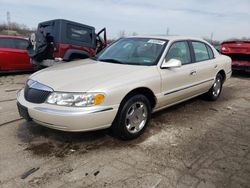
<box><xmin>30</xmin><ymin>59</ymin><xmax>149</xmax><ymax>92</ymax></box>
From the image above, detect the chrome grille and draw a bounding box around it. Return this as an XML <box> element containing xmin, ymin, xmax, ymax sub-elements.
<box><xmin>24</xmin><ymin>80</ymin><xmax>53</xmax><ymax>104</ymax></box>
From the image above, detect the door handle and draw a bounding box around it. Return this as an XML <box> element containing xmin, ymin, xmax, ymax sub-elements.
<box><xmin>190</xmin><ymin>70</ymin><xmax>197</xmax><ymax>75</ymax></box>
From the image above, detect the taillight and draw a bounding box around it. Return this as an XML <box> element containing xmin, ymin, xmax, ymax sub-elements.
<box><xmin>221</xmin><ymin>46</ymin><xmax>229</xmax><ymax>53</ymax></box>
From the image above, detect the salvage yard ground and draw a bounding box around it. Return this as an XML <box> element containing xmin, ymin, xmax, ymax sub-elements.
<box><xmin>0</xmin><ymin>73</ymin><xmax>250</xmax><ymax>188</ymax></box>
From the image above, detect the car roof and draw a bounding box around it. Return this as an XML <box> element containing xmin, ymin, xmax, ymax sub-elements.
<box><xmin>38</xmin><ymin>19</ymin><xmax>95</xmax><ymax>30</ymax></box>
<box><xmin>126</xmin><ymin>35</ymin><xmax>208</xmax><ymax>42</ymax></box>
<box><xmin>0</xmin><ymin>35</ymin><xmax>28</xmax><ymax>40</ymax></box>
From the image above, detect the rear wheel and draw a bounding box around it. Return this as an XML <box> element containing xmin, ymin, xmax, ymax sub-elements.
<box><xmin>111</xmin><ymin>94</ymin><xmax>151</xmax><ymax>140</ymax></box>
<box><xmin>206</xmin><ymin>74</ymin><xmax>223</xmax><ymax>101</ymax></box>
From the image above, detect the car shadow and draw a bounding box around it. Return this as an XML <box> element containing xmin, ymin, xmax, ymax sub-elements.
<box><xmin>232</xmin><ymin>70</ymin><xmax>250</xmax><ymax>78</ymax></box>
<box><xmin>0</xmin><ymin>71</ymin><xmax>34</xmax><ymax>77</ymax></box>
<box><xmin>17</xmin><ymin>118</ymin><xmax>153</xmax><ymax>158</ymax></box>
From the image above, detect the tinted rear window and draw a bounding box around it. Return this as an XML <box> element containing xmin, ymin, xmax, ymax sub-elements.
<box><xmin>39</xmin><ymin>22</ymin><xmax>54</xmax><ymax>36</ymax></box>
<box><xmin>14</xmin><ymin>39</ymin><xmax>28</xmax><ymax>49</ymax></box>
<box><xmin>0</xmin><ymin>38</ymin><xmax>15</xmax><ymax>48</ymax></box>
<box><xmin>0</xmin><ymin>38</ymin><xmax>28</xmax><ymax>49</ymax></box>
<box><xmin>66</xmin><ymin>23</ymin><xmax>92</xmax><ymax>43</ymax></box>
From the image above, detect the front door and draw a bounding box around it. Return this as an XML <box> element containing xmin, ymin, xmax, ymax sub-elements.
<box><xmin>11</xmin><ymin>38</ymin><xmax>31</xmax><ymax>70</ymax></box>
<box><xmin>0</xmin><ymin>38</ymin><xmax>31</xmax><ymax>71</ymax></box>
<box><xmin>158</xmin><ymin>41</ymin><xmax>199</xmax><ymax>108</ymax></box>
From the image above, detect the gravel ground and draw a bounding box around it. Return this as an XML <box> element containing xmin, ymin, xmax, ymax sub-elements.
<box><xmin>0</xmin><ymin>72</ymin><xmax>250</xmax><ymax>188</ymax></box>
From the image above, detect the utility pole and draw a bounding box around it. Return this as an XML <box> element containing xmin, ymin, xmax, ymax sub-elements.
<box><xmin>166</xmin><ymin>28</ymin><xmax>169</xmax><ymax>36</ymax></box>
<box><xmin>210</xmin><ymin>32</ymin><xmax>214</xmax><ymax>45</ymax></box>
<box><xmin>7</xmin><ymin>11</ymin><xmax>11</xmax><ymax>35</ymax></box>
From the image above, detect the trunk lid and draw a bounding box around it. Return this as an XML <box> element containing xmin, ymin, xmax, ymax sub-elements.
<box><xmin>221</xmin><ymin>40</ymin><xmax>250</xmax><ymax>54</ymax></box>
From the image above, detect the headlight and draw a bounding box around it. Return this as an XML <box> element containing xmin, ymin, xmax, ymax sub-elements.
<box><xmin>46</xmin><ymin>92</ymin><xmax>105</xmax><ymax>107</ymax></box>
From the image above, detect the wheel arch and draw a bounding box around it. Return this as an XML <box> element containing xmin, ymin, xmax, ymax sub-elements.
<box><xmin>120</xmin><ymin>87</ymin><xmax>157</xmax><ymax>110</ymax></box>
<box><xmin>63</xmin><ymin>49</ymin><xmax>90</xmax><ymax>61</ymax></box>
<box><xmin>217</xmin><ymin>69</ymin><xmax>226</xmax><ymax>83</ymax></box>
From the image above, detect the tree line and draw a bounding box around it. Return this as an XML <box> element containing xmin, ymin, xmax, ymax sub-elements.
<box><xmin>0</xmin><ymin>22</ymin><xmax>35</xmax><ymax>37</ymax></box>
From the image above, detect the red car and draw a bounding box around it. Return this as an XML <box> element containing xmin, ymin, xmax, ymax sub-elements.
<box><xmin>0</xmin><ymin>35</ymin><xmax>35</xmax><ymax>72</ymax></box>
<box><xmin>221</xmin><ymin>40</ymin><xmax>250</xmax><ymax>72</ymax></box>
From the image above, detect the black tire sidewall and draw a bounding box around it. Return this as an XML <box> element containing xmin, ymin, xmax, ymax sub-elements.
<box><xmin>112</xmin><ymin>94</ymin><xmax>151</xmax><ymax>140</ymax></box>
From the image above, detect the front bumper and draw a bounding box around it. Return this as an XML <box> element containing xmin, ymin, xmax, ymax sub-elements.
<box><xmin>17</xmin><ymin>89</ymin><xmax>119</xmax><ymax>132</ymax></box>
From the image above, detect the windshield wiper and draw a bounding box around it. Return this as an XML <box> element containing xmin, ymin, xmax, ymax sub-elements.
<box><xmin>98</xmin><ymin>58</ymin><xmax>124</xmax><ymax>64</ymax></box>
<box><xmin>129</xmin><ymin>62</ymin><xmax>149</xmax><ymax>66</ymax></box>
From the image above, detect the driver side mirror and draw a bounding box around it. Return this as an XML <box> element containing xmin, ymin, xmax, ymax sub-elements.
<box><xmin>161</xmin><ymin>59</ymin><xmax>182</xmax><ymax>69</ymax></box>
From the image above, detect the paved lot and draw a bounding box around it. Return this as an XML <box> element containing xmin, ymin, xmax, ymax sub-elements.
<box><xmin>0</xmin><ymin>73</ymin><xmax>250</xmax><ymax>188</ymax></box>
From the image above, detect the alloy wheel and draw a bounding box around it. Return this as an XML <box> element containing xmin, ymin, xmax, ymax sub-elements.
<box><xmin>125</xmin><ymin>102</ymin><xmax>148</xmax><ymax>134</ymax></box>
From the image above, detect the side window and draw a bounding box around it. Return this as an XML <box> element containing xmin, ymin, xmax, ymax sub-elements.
<box><xmin>192</xmin><ymin>42</ymin><xmax>209</xmax><ymax>62</ymax></box>
<box><xmin>206</xmin><ymin>45</ymin><xmax>214</xmax><ymax>59</ymax></box>
<box><xmin>67</xmin><ymin>24</ymin><xmax>92</xmax><ymax>43</ymax></box>
<box><xmin>14</xmin><ymin>39</ymin><xmax>29</xmax><ymax>50</ymax></box>
<box><xmin>165</xmin><ymin>41</ymin><xmax>191</xmax><ymax>65</ymax></box>
<box><xmin>0</xmin><ymin>38</ymin><xmax>15</xmax><ymax>49</ymax></box>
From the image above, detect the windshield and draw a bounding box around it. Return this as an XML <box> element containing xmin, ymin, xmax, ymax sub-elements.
<box><xmin>96</xmin><ymin>38</ymin><xmax>167</xmax><ymax>65</ymax></box>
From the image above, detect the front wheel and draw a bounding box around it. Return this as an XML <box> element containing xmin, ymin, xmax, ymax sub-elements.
<box><xmin>111</xmin><ymin>94</ymin><xmax>151</xmax><ymax>140</ymax></box>
<box><xmin>205</xmin><ymin>74</ymin><xmax>223</xmax><ymax>101</ymax></box>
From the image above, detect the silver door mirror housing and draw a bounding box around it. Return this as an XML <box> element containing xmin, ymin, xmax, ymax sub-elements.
<box><xmin>161</xmin><ymin>59</ymin><xmax>182</xmax><ymax>69</ymax></box>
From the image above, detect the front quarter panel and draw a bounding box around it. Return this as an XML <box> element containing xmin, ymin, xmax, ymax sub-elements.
<box><xmin>88</xmin><ymin>66</ymin><xmax>161</xmax><ymax>109</ymax></box>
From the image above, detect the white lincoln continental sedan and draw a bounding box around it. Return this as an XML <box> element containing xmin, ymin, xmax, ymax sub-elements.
<box><xmin>17</xmin><ymin>36</ymin><xmax>232</xmax><ymax>139</ymax></box>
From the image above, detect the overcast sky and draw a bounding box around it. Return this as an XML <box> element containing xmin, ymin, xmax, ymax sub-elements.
<box><xmin>0</xmin><ymin>0</ymin><xmax>249</xmax><ymax>40</ymax></box>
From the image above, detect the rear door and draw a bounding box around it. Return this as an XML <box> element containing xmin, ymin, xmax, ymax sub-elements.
<box><xmin>188</xmin><ymin>41</ymin><xmax>217</xmax><ymax>93</ymax></box>
<box><xmin>0</xmin><ymin>38</ymin><xmax>31</xmax><ymax>71</ymax></box>
<box><xmin>0</xmin><ymin>38</ymin><xmax>16</xmax><ymax>70</ymax></box>
<box><xmin>61</xmin><ymin>22</ymin><xmax>96</xmax><ymax>59</ymax></box>
<box><xmin>12</xmin><ymin>38</ymin><xmax>31</xmax><ymax>70</ymax></box>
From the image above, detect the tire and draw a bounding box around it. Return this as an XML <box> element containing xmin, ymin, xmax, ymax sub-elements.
<box><xmin>111</xmin><ymin>94</ymin><xmax>151</xmax><ymax>140</ymax></box>
<box><xmin>28</xmin><ymin>32</ymin><xmax>49</xmax><ymax>61</ymax></box>
<box><xmin>205</xmin><ymin>74</ymin><xmax>223</xmax><ymax>101</ymax></box>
